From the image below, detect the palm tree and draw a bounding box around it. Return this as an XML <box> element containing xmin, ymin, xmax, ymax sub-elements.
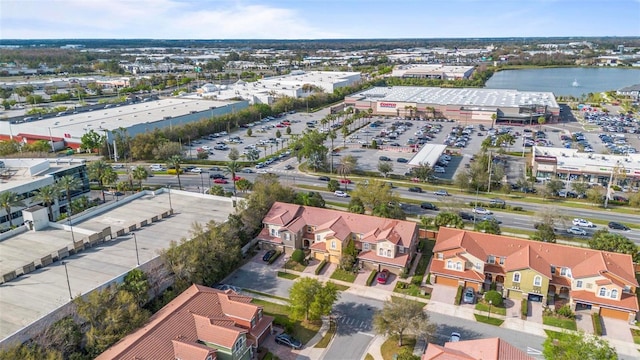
<box><xmin>327</xmin><ymin>130</ymin><xmax>337</xmax><ymax>173</ymax></box>
<box><xmin>57</xmin><ymin>175</ymin><xmax>81</xmax><ymax>216</ymax></box>
<box><xmin>132</xmin><ymin>165</ymin><xmax>149</xmax><ymax>191</ymax></box>
<box><xmin>35</xmin><ymin>185</ymin><xmax>59</xmax><ymax>221</ymax></box>
<box><xmin>88</xmin><ymin>160</ymin><xmax>111</xmax><ymax>202</ymax></box>
<box><xmin>167</xmin><ymin>155</ymin><xmax>183</xmax><ymax>189</ymax></box>
<box><xmin>337</xmin><ymin>155</ymin><xmax>357</xmax><ymax>190</ymax></box>
<box><xmin>226</xmin><ymin>160</ymin><xmax>243</xmax><ymax>195</ymax></box>
<box><xmin>0</xmin><ymin>192</ymin><xmax>25</xmax><ymax>228</ymax></box>
<box><xmin>100</xmin><ymin>167</ymin><xmax>119</xmax><ymax>197</ymax></box>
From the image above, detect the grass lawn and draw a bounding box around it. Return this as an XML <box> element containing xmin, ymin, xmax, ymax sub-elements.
<box><xmin>543</xmin><ymin>315</ymin><xmax>577</xmax><ymax>331</ymax></box>
<box><xmin>364</xmin><ymin>354</ymin><xmax>374</xmax><ymax>360</ymax></box>
<box><xmin>391</xmin><ymin>295</ymin><xmax>427</xmax><ymax>307</ymax></box>
<box><xmin>277</xmin><ymin>271</ymin><xmax>300</xmax><ymax>280</ymax></box>
<box><xmin>314</xmin><ymin>320</ymin><xmax>337</xmax><ymax>348</ymax></box>
<box><xmin>330</xmin><ymin>268</ymin><xmax>357</xmax><ymax>283</ymax></box>
<box><xmin>242</xmin><ymin>289</ymin><xmax>289</xmax><ymax>303</ymax></box>
<box><xmin>475</xmin><ymin>302</ymin><xmax>507</xmax><ymax>316</ymax></box>
<box><xmin>631</xmin><ymin>329</ymin><xmax>640</xmax><ymax>345</ymax></box>
<box><xmin>474</xmin><ymin>314</ymin><xmax>505</xmax><ymax>326</ymax></box>
<box><xmin>393</xmin><ymin>282</ymin><xmax>430</xmax><ymax>300</ymax></box>
<box><xmin>328</xmin><ymin>281</ymin><xmax>350</xmax><ymax>291</ymax></box>
<box><xmin>380</xmin><ymin>336</ymin><xmax>416</xmax><ymax>360</ymax></box>
<box><xmin>252</xmin><ymin>299</ymin><xmax>320</xmax><ymax>344</ymax></box>
<box><xmin>285</xmin><ymin>259</ymin><xmax>307</xmax><ymax>272</ymax></box>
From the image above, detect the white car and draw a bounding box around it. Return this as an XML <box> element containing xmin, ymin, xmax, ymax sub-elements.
<box><xmin>567</xmin><ymin>227</ymin><xmax>588</xmax><ymax>236</ymax></box>
<box><xmin>256</xmin><ymin>169</ymin><xmax>268</xmax><ymax>174</ymax></box>
<box><xmin>572</xmin><ymin>218</ymin><xmax>595</xmax><ymax>228</ymax></box>
<box><xmin>334</xmin><ymin>190</ymin><xmax>349</xmax><ymax>198</ymax></box>
<box><xmin>472</xmin><ymin>207</ymin><xmax>492</xmax><ymax>215</ymax></box>
<box><xmin>190</xmin><ymin>167</ymin><xmax>203</xmax><ymax>173</ymax></box>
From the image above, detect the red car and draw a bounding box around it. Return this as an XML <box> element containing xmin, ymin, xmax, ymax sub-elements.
<box><xmin>377</xmin><ymin>269</ymin><xmax>390</xmax><ymax>284</ymax></box>
<box><xmin>339</xmin><ymin>178</ymin><xmax>352</xmax><ymax>184</ymax></box>
<box><xmin>233</xmin><ymin>176</ymin><xmax>244</xmax><ymax>181</ymax></box>
<box><xmin>213</xmin><ymin>178</ymin><xmax>228</xmax><ymax>184</ymax></box>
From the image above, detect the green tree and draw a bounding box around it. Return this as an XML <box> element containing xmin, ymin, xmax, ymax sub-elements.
<box><xmin>412</xmin><ymin>162</ymin><xmax>434</xmax><ymax>182</ymax></box>
<box><xmin>286</xmin><ymin>126</ymin><xmax>292</xmax><ymax>135</ymax></box>
<box><xmin>0</xmin><ymin>139</ymin><xmax>21</xmax><ymax>155</ymax></box>
<box><xmin>209</xmin><ymin>185</ymin><xmax>225</xmax><ymax>196</ymax></box>
<box><xmin>327</xmin><ymin>130</ymin><xmax>337</xmax><ymax>172</ymax></box>
<box><xmin>80</xmin><ymin>129</ymin><xmax>104</xmax><ymax>154</ymax></box>
<box><xmin>132</xmin><ymin>165</ymin><xmax>149</xmax><ymax>191</ymax></box>
<box><xmin>350</xmin><ymin>180</ymin><xmax>396</xmax><ymax>213</ymax></box>
<box><xmin>294</xmin><ymin>191</ymin><xmax>325</xmax><ymax>208</ymax></box>
<box><xmin>372</xmin><ymin>202</ymin><xmax>407</xmax><ymax>220</ymax></box>
<box><xmin>37</xmin><ymin>317</ymin><xmax>82</xmax><ymax>359</ymax></box>
<box><xmin>434</xmin><ymin>212</ymin><xmax>464</xmax><ymax>229</ymax></box>
<box><xmin>56</xmin><ymin>175</ymin><xmax>81</xmax><ymax>217</ymax></box>
<box><xmin>228</xmin><ymin>147</ymin><xmax>240</xmax><ymax>161</ymax></box>
<box><xmin>235</xmin><ymin>178</ymin><xmax>253</xmax><ymax>193</ymax></box>
<box><xmin>545</xmin><ymin>179</ymin><xmax>564</xmax><ymax>197</ymax></box>
<box><xmin>227</xmin><ymin>160</ymin><xmax>243</xmax><ymax>195</ymax></box>
<box><xmin>246</xmin><ymin>128</ymin><xmax>253</xmax><ymax>137</ymax></box>
<box><xmin>100</xmin><ymin>167</ymin><xmax>119</xmax><ymax>195</ymax></box>
<box><xmin>120</xmin><ymin>268</ymin><xmax>150</xmax><ymax>307</ymax></box>
<box><xmin>337</xmin><ymin>155</ymin><xmax>357</xmax><ymax>185</ymax></box>
<box><xmin>240</xmin><ymin>174</ymin><xmax>296</xmax><ymax>237</ymax></box>
<box><xmin>327</xmin><ymin>179</ymin><xmax>340</xmax><ymax>192</ymax></box>
<box><xmin>373</xmin><ymin>297</ymin><xmax>436</xmax><ymax>347</ymax></box>
<box><xmin>570</xmin><ymin>181</ymin><xmax>588</xmax><ymax>197</ymax></box>
<box><xmin>167</xmin><ymin>155</ymin><xmax>183</xmax><ymax>189</ymax></box>
<box><xmin>23</xmin><ymin>140</ymin><xmax>51</xmax><ymax>153</ymax></box>
<box><xmin>348</xmin><ymin>197</ymin><xmax>365</xmax><ymax>214</ymax></box>
<box><xmin>542</xmin><ymin>332</ymin><xmax>617</xmax><ymax>360</ymax></box>
<box><xmin>537</xmin><ymin>116</ymin><xmax>547</xmax><ymax>130</ymax></box>
<box><xmin>152</xmin><ymin>141</ymin><xmax>182</xmax><ymax>160</ymax></box>
<box><xmin>531</xmin><ymin>223</ymin><xmax>557</xmax><ymax>243</ymax></box>
<box><xmin>35</xmin><ymin>185</ymin><xmax>59</xmax><ymax>221</ymax></box>
<box><xmin>378</xmin><ymin>161</ymin><xmax>393</xmax><ymax>178</ymax></box>
<box><xmin>474</xmin><ymin>219</ymin><xmax>501</xmax><ymax>234</ymax></box>
<box><xmin>0</xmin><ymin>192</ymin><xmax>25</xmax><ymax>228</ymax></box>
<box><xmin>588</xmin><ymin>229</ymin><xmax>639</xmax><ymax>262</ymax></box>
<box><xmin>288</xmin><ymin>277</ymin><xmax>339</xmax><ymax>321</ymax></box>
<box><xmin>293</xmin><ymin>130</ymin><xmax>327</xmax><ymax>171</ymax></box>
<box><xmin>586</xmin><ymin>186</ymin><xmax>605</xmax><ymax>206</ymax></box>
<box><xmin>88</xmin><ymin>160</ymin><xmax>111</xmax><ymax>202</ymax></box>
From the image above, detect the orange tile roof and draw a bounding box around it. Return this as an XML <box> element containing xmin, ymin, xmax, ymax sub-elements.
<box><xmin>171</xmin><ymin>338</ymin><xmax>217</xmax><ymax>360</ymax></box>
<box><xmin>310</xmin><ymin>241</ymin><xmax>326</xmax><ymax>251</ymax></box>
<box><xmin>358</xmin><ymin>250</ymin><xmax>410</xmax><ymax>267</ymax></box>
<box><xmin>256</xmin><ymin>228</ymin><xmax>282</xmax><ymax>244</ymax></box>
<box><xmin>263</xmin><ymin>202</ymin><xmax>418</xmax><ymax>248</ymax></box>
<box><xmin>430</xmin><ymin>258</ymin><xmax>485</xmax><ymax>282</ymax></box>
<box><xmin>423</xmin><ymin>337</ymin><xmax>534</xmax><ymax>360</ymax></box>
<box><xmin>434</xmin><ymin>228</ymin><xmax>638</xmax><ymax>286</ymax></box>
<box><xmin>504</xmin><ymin>246</ymin><xmax>552</xmax><ymax>278</ymax></box>
<box><xmin>550</xmin><ymin>274</ymin><xmax>571</xmax><ymax>287</ymax></box>
<box><xmin>571</xmin><ymin>290</ymin><xmax>639</xmax><ymax>311</ymax></box>
<box><xmin>484</xmin><ymin>264</ymin><xmax>504</xmax><ymax>275</ymax></box>
<box><xmin>97</xmin><ymin>284</ymin><xmax>272</xmax><ymax>360</ymax></box>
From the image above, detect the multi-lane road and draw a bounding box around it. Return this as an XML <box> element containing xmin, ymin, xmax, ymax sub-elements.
<box><xmin>138</xmin><ymin>168</ymin><xmax>640</xmax><ymax>243</ymax></box>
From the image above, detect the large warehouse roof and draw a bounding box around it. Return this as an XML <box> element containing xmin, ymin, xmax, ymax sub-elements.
<box><xmin>350</xmin><ymin>86</ymin><xmax>558</xmax><ymax>108</ymax></box>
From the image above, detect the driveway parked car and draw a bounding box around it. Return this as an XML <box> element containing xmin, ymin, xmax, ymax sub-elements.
<box><xmin>463</xmin><ymin>288</ymin><xmax>475</xmax><ymax>304</ymax></box>
<box><xmin>434</xmin><ymin>190</ymin><xmax>450</xmax><ymax>196</ymax></box>
<box><xmin>572</xmin><ymin>218</ymin><xmax>595</xmax><ymax>227</ymax></box>
<box><xmin>567</xmin><ymin>227</ymin><xmax>588</xmax><ymax>236</ymax></box>
<box><xmin>334</xmin><ymin>190</ymin><xmax>349</xmax><ymax>198</ymax></box>
<box><xmin>420</xmin><ymin>202</ymin><xmax>438</xmax><ymax>210</ymax></box>
<box><xmin>377</xmin><ymin>269</ymin><xmax>390</xmax><ymax>284</ymax></box>
<box><xmin>262</xmin><ymin>250</ymin><xmax>276</xmax><ymax>262</ymax></box>
<box><xmin>608</xmin><ymin>222</ymin><xmax>630</xmax><ymax>230</ymax></box>
<box><xmin>275</xmin><ymin>333</ymin><xmax>302</xmax><ymax>350</ymax></box>
<box><xmin>450</xmin><ymin>332</ymin><xmax>461</xmax><ymax>342</ymax></box>
<box><xmin>408</xmin><ymin>186</ymin><xmax>423</xmax><ymax>193</ymax></box>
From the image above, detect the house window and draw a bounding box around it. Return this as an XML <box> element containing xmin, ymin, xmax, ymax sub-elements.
<box><xmin>499</xmin><ymin>257</ymin><xmax>505</xmax><ymax>265</ymax></box>
<box><xmin>399</xmin><ymin>246</ymin><xmax>404</xmax><ymax>254</ymax></box>
<box><xmin>456</xmin><ymin>262</ymin><xmax>462</xmax><ymax>271</ymax></box>
<box><xmin>533</xmin><ymin>275</ymin><xmax>542</xmax><ymax>287</ymax></box>
<box><xmin>307</xmin><ymin>226</ymin><xmax>313</xmax><ymax>233</ymax></box>
<box><xmin>611</xmin><ymin>289</ymin><xmax>618</xmax><ymax>299</ymax></box>
<box><xmin>599</xmin><ymin>287</ymin><xmax>607</xmax><ymax>297</ymax></box>
<box><xmin>576</xmin><ymin>280</ymin><xmax>583</xmax><ymax>288</ymax></box>
<box><xmin>331</xmin><ymin>240</ymin><xmax>336</xmax><ymax>249</ymax></box>
<box><xmin>363</xmin><ymin>243</ymin><xmax>370</xmax><ymax>250</ymax></box>
<box><xmin>234</xmin><ymin>338</ymin><xmax>244</xmax><ymax>352</ymax></box>
<box><xmin>447</xmin><ymin>260</ymin><xmax>454</xmax><ymax>269</ymax></box>
<box><xmin>206</xmin><ymin>356</ymin><xmax>213</xmax><ymax>360</ymax></box>
<box><xmin>379</xmin><ymin>248</ymin><xmax>384</xmax><ymax>256</ymax></box>
<box><xmin>386</xmin><ymin>249</ymin><xmax>391</xmax><ymax>257</ymax></box>
<box><xmin>284</xmin><ymin>233</ymin><xmax>290</xmax><ymax>241</ymax></box>
<box><xmin>550</xmin><ymin>266</ymin><xmax>556</xmax><ymax>274</ymax></box>
<box><xmin>513</xmin><ymin>272</ymin><xmax>521</xmax><ymax>283</ymax></box>
<box><xmin>437</xmin><ymin>253</ymin><xmax>443</xmax><ymax>260</ymax></box>
<box><xmin>488</xmin><ymin>255</ymin><xmax>495</xmax><ymax>264</ymax></box>
<box><xmin>560</xmin><ymin>267</ymin><xmax>567</xmax><ymax>276</ymax></box>
<box><xmin>316</xmin><ymin>235</ymin><xmax>321</xmax><ymax>241</ymax></box>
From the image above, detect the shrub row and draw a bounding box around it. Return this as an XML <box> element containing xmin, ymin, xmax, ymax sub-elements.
<box><xmin>315</xmin><ymin>260</ymin><xmax>327</xmax><ymax>275</ymax></box>
<box><xmin>455</xmin><ymin>285</ymin><xmax>464</xmax><ymax>305</ymax></box>
<box><xmin>521</xmin><ymin>299</ymin><xmax>528</xmax><ymax>320</ymax></box>
<box><xmin>366</xmin><ymin>270</ymin><xmax>377</xmax><ymax>286</ymax></box>
<box><xmin>267</xmin><ymin>250</ymin><xmax>282</xmax><ymax>265</ymax></box>
<box><xmin>467</xmin><ymin>201</ymin><xmax>523</xmax><ymax>212</ymax></box>
<box><xmin>592</xmin><ymin>313</ymin><xmax>603</xmax><ymax>336</ymax></box>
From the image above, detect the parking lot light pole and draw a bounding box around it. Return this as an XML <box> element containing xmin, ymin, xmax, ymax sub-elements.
<box><xmin>488</xmin><ymin>300</ymin><xmax>492</xmax><ymax>320</ymax></box>
<box><xmin>68</xmin><ymin>216</ymin><xmax>75</xmax><ymax>243</ymax></box>
<box><xmin>62</xmin><ymin>261</ymin><xmax>72</xmax><ymax>300</ymax></box>
<box><xmin>132</xmin><ymin>232</ymin><xmax>140</xmax><ymax>266</ymax></box>
<box><xmin>168</xmin><ymin>185</ymin><xmax>173</xmax><ymax>211</ymax></box>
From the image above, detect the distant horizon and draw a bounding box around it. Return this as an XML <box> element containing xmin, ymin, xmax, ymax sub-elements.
<box><xmin>2</xmin><ymin>0</ymin><xmax>639</xmax><ymax>40</ymax></box>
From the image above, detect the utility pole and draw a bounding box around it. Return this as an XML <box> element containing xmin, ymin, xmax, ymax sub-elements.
<box><xmin>487</xmin><ymin>152</ymin><xmax>493</xmax><ymax>193</ymax></box>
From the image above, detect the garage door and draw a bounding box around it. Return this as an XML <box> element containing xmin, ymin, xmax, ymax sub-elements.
<box><xmin>436</xmin><ymin>276</ymin><xmax>459</xmax><ymax>287</ymax></box>
<box><xmin>464</xmin><ymin>282</ymin><xmax>480</xmax><ymax>291</ymax></box>
<box><xmin>600</xmin><ymin>307</ymin><xmax>629</xmax><ymax>321</ymax></box>
<box><xmin>313</xmin><ymin>252</ymin><xmax>325</xmax><ymax>261</ymax></box>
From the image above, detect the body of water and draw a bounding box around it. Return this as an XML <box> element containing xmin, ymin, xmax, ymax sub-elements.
<box><xmin>484</xmin><ymin>67</ymin><xmax>640</xmax><ymax>97</ymax></box>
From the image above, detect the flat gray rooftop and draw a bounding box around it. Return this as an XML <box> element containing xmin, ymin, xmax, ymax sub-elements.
<box><xmin>0</xmin><ymin>191</ymin><xmax>234</xmax><ymax>342</ymax></box>
<box><xmin>351</xmin><ymin>86</ymin><xmax>559</xmax><ymax>109</ymax></box>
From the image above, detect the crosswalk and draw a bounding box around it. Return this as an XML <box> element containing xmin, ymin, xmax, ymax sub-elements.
<box><xmin>333</xmin><ymin>313</ymin><xmax>372</xmax><ymax>332</ymax></box>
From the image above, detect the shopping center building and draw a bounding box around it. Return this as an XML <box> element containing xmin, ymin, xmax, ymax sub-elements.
<box><xmin>345</xmin><ymin>86</ymin><xmax>560</xmax><ymax>126</ymax></box>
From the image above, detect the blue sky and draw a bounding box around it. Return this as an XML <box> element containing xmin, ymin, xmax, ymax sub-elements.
<box><xmin>2</xmin><ymin>0</ymin><xmax>639</xmax><ymax>39</ymax></box>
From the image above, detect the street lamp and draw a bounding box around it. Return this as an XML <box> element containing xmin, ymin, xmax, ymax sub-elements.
<box><xmin>62</xmin><ymin>261</ymin><xmax>72</xmax><ymax>300</ymax></box>
<box><xmin>488</xmin><ymin>300</ymin><xmax>493</xmax><ymax>319</ymax></box>
<box><xmin>200</xmin><ymin>172</ymin><xmax>205</xmax><ymax>194</ymax></box>
<box><xmin>68</xmin><ymin>216</ymin><xmax>75</xmax><ymax>243</ymax></box>
<box><xmin>132</xmin><ymin>232</ymin><xmax>140</xmax><ymax>266</ymax></box>
<box><xmin>168</xmin><ymin>184</ymin><xmax>173</xmax><ymax>211</ymax></box>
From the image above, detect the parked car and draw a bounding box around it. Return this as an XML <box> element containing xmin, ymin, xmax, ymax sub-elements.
<box><xmin>241</xmin><ymin>168</ymin><xmax>254</xmax><ymax>173</ymax></box>
<box><xmin>420</xmin><ymin>202</ymin><xmax>438</xmax><ymax>210</ymax></box>
<box><xmin>262</xmin><ymin>250</ymin><xmax>276</xmax><ymax>262</ymax></box>
<box><xmin>334</xmin><ymin>190</ymin><xmax>349</xmax><ymax>198</ymax></box>
<box><xmin>377</xmin><ymin>269</ymin><xmax>390</xmax><ymax>284</ymax></box>
<box><xmin>318</xmin><ymin>176</ymin><xmax>330</xmax><ymax>181</ymax></box>
<box><xmin>397</xmin><ymin>158</ymin><xmax>408</xmax><ymax>163</ymax></box>
<box><xmin>608</xmin><ymin>222</ymin><xmax>630</xmax><ymax>231</ymax></box>
<box><xmin>472</xmin><ymin>207</ymin><xmax>492</xmax><ymax>215</ymax></box>
<box><xmin>408</xmin><ymin>186</ymin><xmax>423</xmax><ymax>193</ymax></box>
<box><xmin>434</xmin><ymin>190</ymin><xmax>450</xmax><ymax>196</ymax></box>
<box><xmin>275</xmin><ymin>333</ymin><xmax>302</xmax><ymax>350</ymax></box>
<box><xmin>463</xmin><ymin>288</ymin><xmax>475</xmax><ymax>304</ymax></box>
<box><xmin>572</xmin><ymin>218</ymin><xmax>595</xmax><ymax>227</ymax></box>
<box><xmin>567</xmin><ymin>227</ymin><xmax>588</xmax><ymax>236</ymax></box>
<box><xmin>284</xmin><ymin>164</ymin><xmax>294</xmax><ymax>170</ymax></box>
<box><xmin>379</xmin><ymin>156</ymin><xmax>392</xmax><ymax>161</ymax></box>
<box><xmin>449</xmin><ymin>332</ymin><xmax>461</xmax><ymax>342</ymax></box>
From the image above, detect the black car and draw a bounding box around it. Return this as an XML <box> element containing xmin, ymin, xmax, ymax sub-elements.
<box><xmin>275</xmin><ymin>333</ymin><xmax>302</xmax><ymax>349</ymax></box>
<box><xmin>318</xmin><ymin>176</ymin><xmax>330</xmax><ymax>181</ymax></box>
<box><xmin>379</xmin><ymin>156</ymin><xmax>391</xmax><ymax>161</ymax></box>
<box><xmin>608</xmin><ymin>222</ymin><xmax>630</xmax><ymax>231</ymax></box>
<box><xmin>210</xmin><ymin>173</ymin><xmax>226</xmax><ymax>179</ymax></box>
<box><xmin>262</xmin><ymin>250</ymin><xmax>276</xmax><ymax>262</ymax></box>
<box><xmin>420</xmin><ymin>202</ymin><xmax>438</xmax><ymax>210</ymax></box>
<box><xmin>408</xmin><ymin>186</ymin><xmax>423</xmax><ymax>193</ymax></box>
<box><xmin>397</xmin><ymin>158</ymin><xmax>408</xmax><ymax>163</ymax></box>
<box><xmin>458</xmin><ymin>212</ymin><xmax>475</xmax><ymax>221</ymax></box>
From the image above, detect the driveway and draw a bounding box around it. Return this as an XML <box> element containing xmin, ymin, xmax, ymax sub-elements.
<box><xmin>223</xmin><ymin>252</ymin><xmax>292</xmax><ymax>298</ymax></box>
<box><xmin>504</xmin><ymin>298</ymin><xmax>521</xmax><ymax>319</ymax></box>
<box><xmin>575</xmin><ymin>309</ymin><xmax>594</xmax><ymax>334</ymax></box>
<box><xmin>527</xmin><ymin>301</ymin><xmax>544</xmax><ymax>324</ymax></box>
<box><xmin>429</xmin><ymin>284</ymin><xmax>458</xmax><ymax>304</ymax></box>
<box><xmin>262</xmin><ymin>327</ymin><xmax>300</xmax><ymax>360</ymax></box>
<box><xmin>601</xmin><ymin>317</ymin><xmax>633</xmax><ymax>343</ymax></box>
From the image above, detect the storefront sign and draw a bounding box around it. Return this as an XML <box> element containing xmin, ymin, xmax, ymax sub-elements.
<box><xmin>379</xmin><ymin>102</ymin><xmax>397</xmax><ymax>108</ymax></box>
